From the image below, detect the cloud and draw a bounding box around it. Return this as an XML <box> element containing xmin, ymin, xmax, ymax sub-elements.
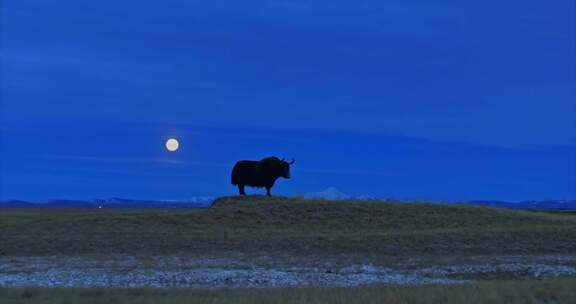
<box><xmin>296</xmin><ymin>167</ymin><xmax>397</xmax><ymax>177</ymax></box>
<box><xmin>3</xmin><ymin>0</ymin><xmax>573</xmax><ymax>148</ymax></box>
<box><xmin>36</xmin><ymin>155</ymin><xmax>229</xmax><ymax>167</ymax></box>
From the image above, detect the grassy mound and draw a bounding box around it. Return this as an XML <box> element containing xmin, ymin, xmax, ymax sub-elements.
<box><xmin>209</xmin><ymin>196</ymin><xmax>571</xmax><ymax>229</ymax></box>
<box><xmin>1</xmin><ymin>196</ymin><xmax>575</xmax><ymax>257</ymax></box>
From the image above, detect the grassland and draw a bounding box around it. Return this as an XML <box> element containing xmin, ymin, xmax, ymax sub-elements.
<box><xmin>1</xmin><ymin>196</ymin><xmax>575</xmax><ymax>258</ymax></box>
<box><xmin>2</xmin><ymin>197</ymin><xmax>576</xmax><ymax>303</ymax></box>
<box><xmin>2</xmin><ymin>279</ymin><xmax>576</xmax><ymax>304</ymax></box>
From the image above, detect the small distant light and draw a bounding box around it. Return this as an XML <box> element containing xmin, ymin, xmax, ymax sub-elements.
<box><xmin>98</xmin><ymin>205</ymin><xmax>102</xmax><ymax>209</ymax></box>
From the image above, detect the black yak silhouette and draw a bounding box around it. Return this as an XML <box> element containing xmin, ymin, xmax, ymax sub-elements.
<box><xmin>231</xmin><ymin>156</ymin><xmax>295</xmax><ymax>196</ymax></box>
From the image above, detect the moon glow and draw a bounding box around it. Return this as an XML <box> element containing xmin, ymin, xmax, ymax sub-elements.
<box><xmin>165</xmin><ymin>138</ymin><xmax>180</xmax><ymax>152</ymax></box>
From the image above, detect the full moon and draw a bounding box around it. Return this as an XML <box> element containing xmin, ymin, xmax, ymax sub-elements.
<box><xmin>165</xmin><ymin>138</ymin><xmax>180</xmax><ymax>152</ymax></box>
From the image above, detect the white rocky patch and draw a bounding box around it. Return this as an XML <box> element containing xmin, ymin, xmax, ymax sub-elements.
<box><xmin>1</xmin><ymin>255</ymin><xmax>575</xmax><ymax>289</ymax></box>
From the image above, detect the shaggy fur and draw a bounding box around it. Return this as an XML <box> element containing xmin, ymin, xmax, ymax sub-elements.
<box><xmin>231</xmin><ymin>156</ymin><xmax>294</xmax><ymax>196</ymax></box>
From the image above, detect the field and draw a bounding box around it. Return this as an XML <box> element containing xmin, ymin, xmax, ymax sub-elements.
<box><xmin>2</xmin><ymin>196</ymin><xmax>576</xmax><ymax>257</ymax></box>
<box><xmin>2</xmin><ymin>279</ymin><xmax>576</xmax><ymax>304</ymax></box>
<box><xmin>2</xmin><ymin>196</ymin><xmax>576</xmax><ymax>302</ymax></box>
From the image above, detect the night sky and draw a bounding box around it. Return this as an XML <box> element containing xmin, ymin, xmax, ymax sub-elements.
<box><xmin>1</xmin><ymin>0</ymin><xmax>575</xmax><ymax>201</ymax></box>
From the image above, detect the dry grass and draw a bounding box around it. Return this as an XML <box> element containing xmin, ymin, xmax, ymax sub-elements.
<box><xmin>1</xmin><ymin>279</ymin><xmax>575</xmax><ymax>304</ymax></box>
<box><xmin>1</xmin><ymin>196</ymin><xmax>575</xmax><ymax>258</ymax></box>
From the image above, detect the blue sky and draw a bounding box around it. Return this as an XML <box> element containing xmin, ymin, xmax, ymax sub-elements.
<box><xmin>1</xmin><ymin>0</ymin><xmax>575</xmax><ymax>201</ymax></box>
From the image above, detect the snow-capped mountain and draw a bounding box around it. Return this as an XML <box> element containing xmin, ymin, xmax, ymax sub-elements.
<box><xmin>303</xmin><ymin>187</ymin><xmax>351</xmax><ymax>200</ymax></box>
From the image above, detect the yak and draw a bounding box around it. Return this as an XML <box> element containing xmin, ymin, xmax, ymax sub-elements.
<box><xmin>231</xmin><ymin>156</ymin><xmax>295</xmax><ymax>196</ymax></box>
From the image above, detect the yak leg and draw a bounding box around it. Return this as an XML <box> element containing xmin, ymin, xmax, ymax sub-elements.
<box><xmin>265</xmin><ymin>187</ymin><xmax>272</xmax><ymax>196</ymax></box>
<box><xmin>238</xmin><ymin>185</ymin><xmax>246</xmax><ymax>196</ymax></box>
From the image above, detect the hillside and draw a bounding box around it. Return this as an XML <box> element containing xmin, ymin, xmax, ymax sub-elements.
<box><xmin>1</xmin><ymin>196</ymin><xmax>575</xmax><ymax>257</ymax></box>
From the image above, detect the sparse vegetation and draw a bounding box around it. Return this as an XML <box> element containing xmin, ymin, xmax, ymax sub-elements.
<box><xmin>2</xmin><ymin>197</ymin><xmax>576</xmax><ymax>303</ymax></box>
<box><xmin>1</xmin><ymin>196</ymin><xmax>575</xmax><ymax>258</ymax></box>
<box><xmin>2</xmin><ymin>279</ymin><xmax>576</xmax><ymax>304</ymax></box>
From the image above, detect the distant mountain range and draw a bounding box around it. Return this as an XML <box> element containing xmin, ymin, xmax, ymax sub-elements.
<box><xmin>302</xmin><ymin>188</ymin><xmax>576</xmax><ymax>210</ymax></box>
<box><xmin>0</xmin><ymin>197</ymin><xmax>215</xmax><ymax>209</ymax></box>
<box><xmin>1</xmin><ymin>192</ymin><xmax>574</xmax><ymax>210</ymax></box>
